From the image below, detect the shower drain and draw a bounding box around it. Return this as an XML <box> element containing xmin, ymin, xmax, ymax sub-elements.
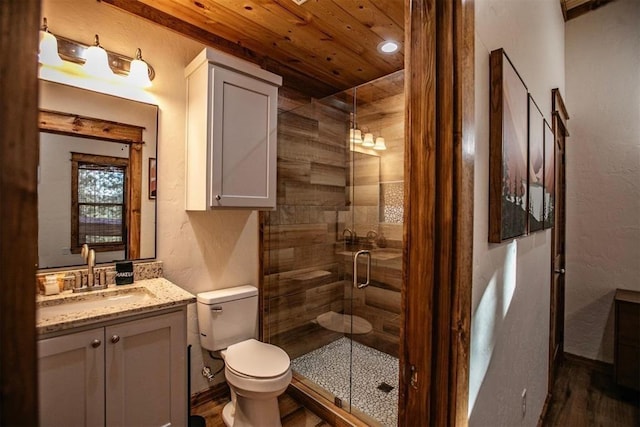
<box><xmin>377</xmin><ymin>382</ymin><xmax>394</xmax><ymax>393</ymax></box>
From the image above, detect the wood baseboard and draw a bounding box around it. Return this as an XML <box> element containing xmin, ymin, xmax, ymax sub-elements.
<box><xmin>288</xmin><ymin>376</ymin><xmax>370</xmax><ymax>427</ymax></box>
<box><xmin>563</xmin><ymin>352</ymin><xmax>613</xmax><ymax>375</ymax></box>
<box><xmin>537</xmin><ymin>392</ymin><xmax>552</xmax><ymax>427</ymax></box>
<box><xmin>190</xmin><ymin>381</ymin><xmax>230</xmax><ymax>408</ymax></box>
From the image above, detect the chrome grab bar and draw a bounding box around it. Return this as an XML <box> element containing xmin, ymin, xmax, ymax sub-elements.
<box><xmin>353</xmin><ymin>250</ymin><xmax>371</xmax><ymax>289</ymax></box>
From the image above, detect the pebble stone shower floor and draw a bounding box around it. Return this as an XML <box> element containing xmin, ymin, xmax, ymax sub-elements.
<box><xmin>291</xmin><ymin>337</ymin><xmax>399</xmax><ymax>426</ymax></box>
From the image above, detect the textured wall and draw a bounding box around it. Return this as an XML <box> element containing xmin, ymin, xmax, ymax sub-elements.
<box><xmin>471</xmin><ymin>1</ymin><xmax>565</xmax><ymax>425</ymax></box>
<box><xmin>564</xmin><ymin>0</ymin><xmax>640</xmax><ymax>362</ymax></box>
<box><xmin>42</xmin><ymin>0</ymin><xmax>259</xmax><ymax>393</ymax></box>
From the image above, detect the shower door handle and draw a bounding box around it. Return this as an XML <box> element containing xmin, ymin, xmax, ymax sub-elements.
<box><xmin>353</xmin><ymin>250</ymin><xmax>371</xmax><ymax>289</ymax></box>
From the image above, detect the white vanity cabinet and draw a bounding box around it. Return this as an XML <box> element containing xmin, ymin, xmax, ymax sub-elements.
<box><xmin>38</xmin><ymin>309</ymin><xmax>187</xmax><ymax>427</ymax></box>
<box><xmin>185</xmin><ymin>47</ymin><xmax>282</xmax><ymax>210</ymax></box>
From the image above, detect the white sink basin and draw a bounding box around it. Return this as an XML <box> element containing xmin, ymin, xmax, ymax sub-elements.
<box><xmin>37</xmin><ymin>287</ymin><xmax>155</xmax><ymax>321</ymax></box>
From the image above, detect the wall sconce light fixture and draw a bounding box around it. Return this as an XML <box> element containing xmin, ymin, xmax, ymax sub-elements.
<box><xmin>82</xmin><ymin>34</ymin><xmax>114</xmax><ymax>79</ymax></box>
<box><xmin>373</xmin><ymin>136</ymin><xmax>387</xmax><ymax>151</ymax></box>
<box><xmin>38</xmin><ymin>18</ymin><xmax>155</xmax><ymax>87</ymax></box>
<box><xmin>39</xmin><ymin>18</ymin><xmax>63</xmax><ymax>67</ymax></box>
<box><xmin>350</xmin><ymin>128</ymin><xmax>363</xmax><ymax>144</ymax></box>
<box><xmin>362</xmin><ymin>132</ymin><xmax>375</xmax><ymax>148</ymax></box>
<box><xmin>128</xmin><ymin>48</ymin><xmax>152</xmax><ymax>88</ymax></box>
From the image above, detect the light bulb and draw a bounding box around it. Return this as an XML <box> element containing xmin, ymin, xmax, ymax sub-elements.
<box><xmin>38</xmin><ymin>18</ymin><xmax>63</xmax><ymax>67</ymax></box>
<box><xmin>128</xmin><ymin>48</ymin><xmax>152</xmax><ymax>88</ymax></box>
<box><xmin>362</xmin><ymin>132</ymin><xmax>375</xmax><ymax>147</ymax></box>
<box><xmin>82</xmin><ymin>35</ymin><xmax>114</xmax><ymax>79</ymax></box>
<box><xmin>373</xmin><ymin>136</ymin><xmax>387</xmax><ymax>151</ymax></box>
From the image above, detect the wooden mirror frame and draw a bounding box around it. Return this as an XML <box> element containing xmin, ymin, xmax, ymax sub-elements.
<box><xmin>39</xmin><ymin>109</ymin><xmax>145</xmax><ymax>260</ymax></box>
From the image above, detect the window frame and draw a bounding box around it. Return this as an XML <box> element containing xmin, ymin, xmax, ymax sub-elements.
<box><xmin>70</xmin><ymin>152</ymin><xmax>129</xmax><ymax>254</ymax></box>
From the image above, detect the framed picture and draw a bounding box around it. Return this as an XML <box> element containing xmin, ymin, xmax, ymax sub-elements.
<box><xmin>543</xmin><ymin>121</ymin><xmax>555</xmax><ymax>228</ymax></box>
<box><xmin>149</xmin><ymin>157</ymin><xmax>157</xmax><ymax>199</ymax></box>
<box><xmin>489</xmin><ymin>48</ymin><xmax>529</xmax><ymax>242</ymax></box>
<box><xmin>528</xmin><ymin>95</ymin><xmax>544</xmax><ymax>233</ymax></box>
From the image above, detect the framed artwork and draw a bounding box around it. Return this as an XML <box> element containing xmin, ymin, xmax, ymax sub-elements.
<box><xmin>149</xmin><ymin>157</ymin><xmax>157</xmax><ymax>199</ymax></box>
<box><xmin>543</xmin><ymin>121</ymin><xmax>555</xmax><ymax>228</ymax></box>
<box><xmin>489</xmin><ymin>49</ymin><xmax>529</xmax><ymax>242</ymax></box>
<box><xmin>528</xmin><ymin>95</ymin><xmax>544</xmax><ymax>233</ymax></box>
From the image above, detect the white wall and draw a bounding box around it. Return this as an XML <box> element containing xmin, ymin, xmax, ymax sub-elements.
<box><xmin>42</xmin><ymin>0</ymin><xmax>260</xmax><ymax>393</ymax></box>
<box><xmin>39</xmin><ymin>133</ymin><xmax>128</xmax><ymax>267</ymax></box>
<box><xmin>564</xmin><ymin>0</ymin><xmax>640</xmax><ymax>362</ymax></box>
<box><xmin>471</xmin><ymin>1</ymin><xmax>564</xmax><ymax>425</ymax></box>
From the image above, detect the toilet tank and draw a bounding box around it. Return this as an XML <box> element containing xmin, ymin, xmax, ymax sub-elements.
<box><xmin>196</xmin><ymin>285</ymin><xmax>258</xmax><ymax>351</ymax></box>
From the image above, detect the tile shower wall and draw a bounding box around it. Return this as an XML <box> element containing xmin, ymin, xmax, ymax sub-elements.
<box><xmin>264</xmin><ymin>72</ymin><xmax>405</xmax><ymax>361</ymax></box>
<box><xmin>264</xmin><ymin>90</ymin><xmax>351</xmax><ymax>359</ymax></box>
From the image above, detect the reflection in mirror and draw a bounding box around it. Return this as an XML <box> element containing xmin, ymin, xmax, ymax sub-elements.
<box><xmin>348</xmin><ymin>152</ymin><xmax>381</xmax><ymax>239</ymax></box>
<box><xmin>38</xmin><ymin>80</ymin><xmax>158</xmax><ymax>269</ymax></box>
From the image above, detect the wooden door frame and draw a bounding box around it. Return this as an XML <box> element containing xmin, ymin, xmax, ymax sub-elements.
<box><xmin>0</xmin><ymin>0</ymin><xmax>40</xmax><ymax>425</ymax></box>
<box><xmin>548</xmin><ymin>88</ymin><xmax>569</xmax><ymax>393</ymax></box>
<box><xmin>400</xmin><ymin>0</ymin><xmax>474</xmax><ymax>425</ymax></box>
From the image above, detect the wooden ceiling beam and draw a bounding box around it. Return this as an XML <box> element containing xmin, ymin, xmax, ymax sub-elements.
<box><xmin>565</xmin><ymin>0</ymin><xmax>614</xmax><ymax>21</ymax></box>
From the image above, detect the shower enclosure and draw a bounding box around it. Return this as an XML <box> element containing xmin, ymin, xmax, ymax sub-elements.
<box><xmin>263</xmin><ymin>70</ymin><xmax>405</xmax><ymax>426</ymax></box>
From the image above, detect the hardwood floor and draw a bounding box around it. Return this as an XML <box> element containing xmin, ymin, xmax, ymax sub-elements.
<box><xmin>542</xmin><ymin>354</ymin><xmax>640</xmax><ymax>426</ymax></box>
<box><xmin>191</xmin><ymin>391</ymin><xmax>328</xmax><ymax>427</ymax></box>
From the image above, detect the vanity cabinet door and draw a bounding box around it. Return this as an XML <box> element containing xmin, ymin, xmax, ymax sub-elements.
<box><xmin>104</xmin><ymin>310</ymin><xmax>187</xmax><ymax>427</ymax></box>
<box><xmin>38</xmin><ymin>328</ymin><xmax>105</xmax><ymax>427</ymax></box>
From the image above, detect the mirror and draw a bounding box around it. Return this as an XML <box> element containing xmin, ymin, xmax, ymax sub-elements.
<box><xmin>38</xmin><ymin>80</ymin><xmax>158</xmax><ymax>269</ymax></box>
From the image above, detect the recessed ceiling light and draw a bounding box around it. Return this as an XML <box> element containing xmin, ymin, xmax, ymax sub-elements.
<box><xmin>377</xmin><ymin>40</ymin><xmax>400</xmax><ymax>54</ymax></box>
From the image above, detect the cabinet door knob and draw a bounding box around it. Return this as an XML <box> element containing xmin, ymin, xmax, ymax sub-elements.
<box><xmin>215</xmin><ymin>194</ymin><xmax>221</xmax><ymax>201</ymax></box>
<box><xmin>555</xmin><ymin>268</ymin><xmax>566</xmax><ymax>274</ymax></box>
<box><xmin>111</xmin><ymin>335</ymin><xmax>120</xmax><ymax>344</ymax></box>
<box><xmin>91</xmin><ymin>339</ymin><xmax>101</xmax><ymax>348</ymax></box>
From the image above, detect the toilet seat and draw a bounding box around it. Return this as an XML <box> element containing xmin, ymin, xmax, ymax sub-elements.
<box><xmin>225</xmin><ymin>339</ymin><xmax>290</xmax><ymax>378</ymax></box>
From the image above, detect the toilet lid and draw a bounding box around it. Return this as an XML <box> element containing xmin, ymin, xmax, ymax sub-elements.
<box><xmin>225</xmin><ymin>339</ymin><xmax>290</xmax><ymax>378</ymax></box>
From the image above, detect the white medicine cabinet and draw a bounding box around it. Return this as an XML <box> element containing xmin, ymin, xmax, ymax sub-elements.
<box><xmin>185</xmin><ymin>48</ymin><xmax>282</xmax><ymax>210</ymax></box>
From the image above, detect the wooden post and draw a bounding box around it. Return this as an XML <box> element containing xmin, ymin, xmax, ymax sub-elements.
<box><xmin>0</xmin><ymin>0</ymin><xmax>40</xmax><ymax>424</ymax></box>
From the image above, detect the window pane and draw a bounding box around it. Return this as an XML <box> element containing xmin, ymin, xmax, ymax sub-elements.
<box><xmin>79</xmin><ymin>204</ymin><xmax>123</xmax><ymax>244</ymax></box>
<box><xmin>78</xmin><ymin>165</ymin><xmax>125</xmax><ymax>204</ymax></box>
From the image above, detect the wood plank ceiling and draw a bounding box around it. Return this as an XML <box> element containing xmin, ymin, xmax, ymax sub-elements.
<box><xmin>102</xmin><ymin>0</ymin><xmax>404</xmax><ymax>98</ymax></box>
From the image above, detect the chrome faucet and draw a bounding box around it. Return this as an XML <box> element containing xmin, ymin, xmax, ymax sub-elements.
<box><xmin>73</xmin><ymin>244</ymin><xmax>106</xmax><ymax>292</ymax></box>
<box><xmin>342</xmin><ymin>228</ymin><xmax>356</xmax><ymax>243</ymax></box>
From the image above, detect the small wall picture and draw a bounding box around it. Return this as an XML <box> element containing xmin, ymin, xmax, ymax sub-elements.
<box><xmin>528</xmin><ymin>95</ymin><xmax>545</xmax><ymax>233</ymax></box>
<box><xmin>489</xmin><ymin>48</ymin><xmax>529</xmax><ymax>242</ymax></box>
<box><xmin>149</xmin><ymin>157</ymin><xmax>157</xmax><ymax>199</ymax></box>
<box><xmin>543</xmin><ymin>121</ymin><xmax>555</xmax><ymax>228</ymax></box>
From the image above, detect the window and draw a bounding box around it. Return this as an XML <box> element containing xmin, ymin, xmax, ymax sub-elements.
<box><xmin>71</xmin><ymin>153</ymin><xmax>128</xmax><ymax>253</ymax></box>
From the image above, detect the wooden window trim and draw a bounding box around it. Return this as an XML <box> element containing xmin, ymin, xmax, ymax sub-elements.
<box><xmin>39</xmin><ymin>109</ymin><xmax>144</xmax><ymax>259</ymax></box>
<box><xmin>70</xmin><ymin>153</ymin><xmax>129</xmax><ymax>254</ymax></box>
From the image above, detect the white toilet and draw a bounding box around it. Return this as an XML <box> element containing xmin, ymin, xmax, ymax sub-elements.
<box><xmin>196</xmin><ymin>285</ymin><xmax>292</xmax><ymax>427</ymax></box>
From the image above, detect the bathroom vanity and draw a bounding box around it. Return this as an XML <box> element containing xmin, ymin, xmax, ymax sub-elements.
<box><xmin>36</xmin><ymin>277</ymin><xmax>195</xmax><ymax>427</ymax></box>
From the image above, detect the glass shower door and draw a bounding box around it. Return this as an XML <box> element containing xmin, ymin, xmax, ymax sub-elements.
<box><xmin>265</xmin><ymin>71</ymin><xmax>404</xmax><ymax>427</ymax></box>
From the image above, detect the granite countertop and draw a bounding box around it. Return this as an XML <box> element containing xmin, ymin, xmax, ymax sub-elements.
<box><xmin>36</xmin><ymin>278</ymin><xmax>195</xmax><ymax>335</ymax></box>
